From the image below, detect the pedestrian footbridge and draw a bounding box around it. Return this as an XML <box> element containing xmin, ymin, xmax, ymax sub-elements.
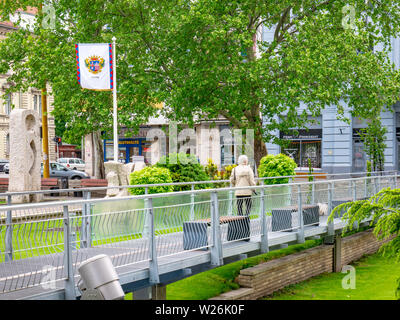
<box><xmin>0</xmin><ymin>173</ymin><xmax>396</xmax><ymax>300</ymax></box>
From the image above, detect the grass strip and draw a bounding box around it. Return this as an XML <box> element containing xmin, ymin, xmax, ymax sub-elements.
<box><xmin>264</xmin><ymin>252</ymin><xmax>400</xmax><ymax>300</ymax></box>
<box><xmin>165</xmin><ymin>239</ymin><xmax>323</xmax><ymax>300</ymax></box>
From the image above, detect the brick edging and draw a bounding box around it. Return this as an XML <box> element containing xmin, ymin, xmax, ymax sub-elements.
<box><xmin>211</xmin><ymin>229</ymin><xmax>393</xmax><ymax>300</ymax></box>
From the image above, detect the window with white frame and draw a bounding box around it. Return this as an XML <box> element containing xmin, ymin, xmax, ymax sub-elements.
<box><xmin>4</xmin><ymin>93</ymin><xmax>11</xmax><ymax>115</ymax></box>
<box><xmin>33</xmin><ymin>94</ymin><xmax>42</xmax><ymax>116</ymax></box>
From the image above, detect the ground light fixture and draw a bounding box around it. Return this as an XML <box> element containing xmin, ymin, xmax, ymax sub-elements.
<box><xmin>77</xmin><ymin>254</ymin><xmax>125</xmax><ymax>300</ymax></box>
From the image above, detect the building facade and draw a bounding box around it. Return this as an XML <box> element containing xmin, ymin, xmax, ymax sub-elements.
<box><xmin>100</xmin><ymin>115</ymin><xmax>235</xmax><ymax>168</ymax></box>
<box><xmin>262</xmin><ymin>26</ymin><xmax>400</xmax><ymax>173</ymax></box>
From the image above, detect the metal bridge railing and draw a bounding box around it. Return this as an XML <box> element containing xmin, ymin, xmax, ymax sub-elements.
<box><xmin>0</xmin><ymin>173</ymin><xmax>398</xmax><ymax>297</ymax></box>
<box><xmin>0</xmin><ymin>170</ymin><xmax>397</xmax><ymax>200</ymax></box>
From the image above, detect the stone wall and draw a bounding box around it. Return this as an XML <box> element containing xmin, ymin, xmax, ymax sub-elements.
<box><xmin>340</xmin><ymin>230</ymin><xmax>389</xmax><ymax>267</ymax></box>
<box><xmin>211</xmin><ymin>229</ymin><xmax>391</xmax><ymax>300</ymax></box>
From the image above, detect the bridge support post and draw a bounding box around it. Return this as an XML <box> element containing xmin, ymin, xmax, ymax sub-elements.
<box><xmin>81</xmin><ymin>191</ymin><xmax>92</xmax><ymax>248</ymax></box>
<box><xmin>152</xmin><ymin>284</ymin><xmax>167</xmax><ymax>300</ymax></box>
<box><xmin>148</xmin><ymin>198</ymin><xmax>160</xmax><ymax>285</ymax></box>
<box><xmin>228</xmin><ymin>183</ymin><xmax>233</xmax><ymax>216</ymax></box>
<box><xmin>327</xmin><ymin>182</ymin><xmax>334</xmax><ymax>237</ymax></box>
<box><xmin>5</xmin><ymin>194</ymin><xmax>13</xmax><ymax>262</ymax></box>
<box><xmin>297</xmin><ymin>185</ymin><xmax>305</xmax><ymax>244</ymax></box>
<box><xmin>63</xmin><ymin>205</ymin><xmax>76</xmax><ymax>300</ymax></box>
<box><xmin>143</xmin><ymin>187</ymin><xmax>150</xmax><ymax>238</ymax></box>
<box><xmin>190</xmin><ymin>184</ymin><xmax>195</xmax><ymax>221</ymax></box>
<box><xmin>260</xmin><ymin>184</ymin><xmax>269</xmax><ymax>253</ymax></box>
<box><xmin>311</xmin><ymin>176</ymin><xmax>315</xmax><ymax>204</ymax></box>
<box><xmin>352</xmin><ymin>180</ymin><xmax>359</xmax><ymax>230</ymax></box>
<box><xmin>210</xmin><ymin>191</ymin><xmax>223</xmax><ymax>266</ymax></box>
<box><xmin>288</xmin><ymin>177</ymin><xmax>293</xmax><ymax>205</ymax></box>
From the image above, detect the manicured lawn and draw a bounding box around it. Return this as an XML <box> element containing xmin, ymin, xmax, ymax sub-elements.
<box><xmin>264</xmin><ymin>252</ymin><xmax>400</xmax><ymax>300</ymax></box>
<box><xmin>165</xmin><ymin>239</ymin><xmax>323</xmax><ymax>300</ymax></box>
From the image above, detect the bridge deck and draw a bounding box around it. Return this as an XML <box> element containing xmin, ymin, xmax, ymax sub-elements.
<box><xmin>0</xmin><ymin>215</ymin><xmax>349</xmax><ymax>300</ymax></box>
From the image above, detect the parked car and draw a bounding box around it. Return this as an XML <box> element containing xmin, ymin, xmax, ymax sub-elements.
<box><xmin>41</xmin><ymin>162</ymin><xmax>90</xmax><ymax>180</ymax></box>
<box><xmin>3</xmin><ymin>162</ymin><xmax>9</xmax><ymax>174</ymax></box>
<box><xmin>0</xmin><ymin>159</ymin><xmax>8</xmax><ymax>173</ymax></box>
<box><xmin>57</xmin><ymin>158</ymin><xmax>86</xmax><ymax>171</ymax></box>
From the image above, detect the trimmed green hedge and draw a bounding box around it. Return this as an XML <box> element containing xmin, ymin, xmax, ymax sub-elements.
<box><xmin>258</xmin><ymin>153</ymin><xmax>297</xmax><ymax>185</ymax></box>
<box><xmin>128</xmin><ymin>166</ymin><xmax>174</xmax><ymax>195</ymax></box>
<box><xmin>155</xmin><ymin>153</ymin><xmax>210</xmax><ymax>191</ymax></box>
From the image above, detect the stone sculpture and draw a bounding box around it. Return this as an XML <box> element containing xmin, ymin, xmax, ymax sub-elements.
<box><xmin>104</xmin><ymin>161</ymin><xmax>147</xmax><ymax>197</ymax></box>
<box><xmin>8</xmin><ymin>109</ymin><xmax>42</xmax><ymax>203</ymax></box>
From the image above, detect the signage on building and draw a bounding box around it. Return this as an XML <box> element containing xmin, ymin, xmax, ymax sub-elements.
<box><xmin>105</xmin><ymin>139</ymin><xmax>141</xmax><ymax>145</ymax></box>
<box><xmin>280</xmin><ymin>129</ymin><xmax>322</xmax><ymax>140</ymax></box>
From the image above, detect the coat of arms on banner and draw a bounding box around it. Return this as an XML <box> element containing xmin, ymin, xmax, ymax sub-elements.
<box><xmin>84</xmin><ymin>55</ymin><xmax>105</xmax><ymax>74</ymax></box>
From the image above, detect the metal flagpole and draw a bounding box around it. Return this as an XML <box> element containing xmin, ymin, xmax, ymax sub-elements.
<box><xmin>112</xmin><ymin>37</ymin><xmax>118</xmax><ymax>162</ymax></box>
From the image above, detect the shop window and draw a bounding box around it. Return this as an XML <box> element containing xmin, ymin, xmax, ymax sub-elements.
<box><xmin>282</xmin><ymin>140</ymin><xmax>321</xmax><ymax>168</ymax></box>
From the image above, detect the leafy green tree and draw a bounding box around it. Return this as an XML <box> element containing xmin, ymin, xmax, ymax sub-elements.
<box><xmin>2</xmin><ymin>1</ymin><xmax>400</xmax><ymax>167</ymax></box>
<box><xmin>329</xmin><ymin>187</ymin><xmax>400</xmax><ymax>299</ymax></box>
<box><xmin>0</xmin><ymin>0</ymin><xmax>160</xmax><ymax>174</ymax></box>
<box><xmin>103</xmin><ymin>0</ymin><xmax>400</xmax><ymax>166</ymax></box>
<box><xmin>358</xmin><ymin>118</ymin><xmax>387</xmax><ymax>172</ymax></box>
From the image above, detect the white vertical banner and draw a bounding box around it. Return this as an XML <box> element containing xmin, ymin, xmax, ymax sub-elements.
<box><xmin>75</xmin><ymin>43</ymin><xmax>114</xmax><ymax>91</ymax></box>
<box><xmin>76</xmin><ymin>41</ymin><xmax>118</xmax><ymax>162</ymax></box>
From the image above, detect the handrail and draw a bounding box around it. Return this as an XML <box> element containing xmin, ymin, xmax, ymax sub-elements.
<box><xmin>0</xmin><ymin>170</ymin><xmax>396</xmax><ymax>197</ymax></box>
<box><xmin>0</xmin><ymin>173</ymin><xmax>396</xmax><ymax>212</ymax></box>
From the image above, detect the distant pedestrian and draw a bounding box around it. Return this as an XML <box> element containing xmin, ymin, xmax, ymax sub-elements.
<box><xmin>230</xmin><ymin>155</ymin><xmax>256</xmax><ymax>216</ymax></box>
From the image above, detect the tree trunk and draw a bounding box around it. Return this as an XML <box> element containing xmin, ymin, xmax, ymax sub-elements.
<box><xmin>93</xmin><ymin>130</ymin><xmax>105</xmax><ymax>179</ymax></box>
<box><xmin>254</xmin><ymin>136</ymin><xmax>267</xmax><ymax>173</ymax></box>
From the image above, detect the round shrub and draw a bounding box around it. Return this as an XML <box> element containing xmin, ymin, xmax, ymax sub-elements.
<box><xmin>258</xmin><ymin>154</ymin><xmax>297</xmax><ymax>185</ymax></box>
<box><xmin>129</xmin><ymin>166</ymin><xmax>174</xmax><ymax>195</ymax></box>
<box><xmin>155</xmin><ymin>153</ymin><xmax>210</xmax><ymax>191</ymax></box>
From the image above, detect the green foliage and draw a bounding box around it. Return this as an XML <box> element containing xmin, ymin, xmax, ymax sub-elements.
<box><xmin>128</xmin><ymin>166</ymin><xmax>173</xmax><ymax>195</ymax></box>
<box><xmin>205</xmin><ymin>159</ymin><xmax>238</xmax><ymax>188</ymax></box>
<box><xmin>308</xmin><ymin>158</ymin><xmax>314</xmax><ymax>182</ymax></box>
<box><xmin>222</xmin><ymin>164</ymin><xmax>237</xmax><ymax>180</ymax></box>
<box><xmin>205</xmin><ymin>158</ymin><xmax>218</xmax><ymax>180</ymax></box>
<box><xmin>367</xmin><ymin>160</ymin><xmax>372</xmax><ymax>176</ymax></box>
<box><xmin>328</xmin><ymin>187</ymin><xmax>400</xmax><ymax>299</ymax></box>
<box><xmin>2</xmin><ymin>1</ymin><xmax>400</xmax><ymax>166</ymax></box>
<box><xmin>258</xmin><ymin>154</ymin><xmax>297</xmax><ymax>185</ymax></box>
<box><xmin>359</xmin><ymin>118</ymin><xmax>387</xmax><ymax>172</ymax></box>
<box><xmin>397</xmin><ymin>277</ymin><xmax>400</xmax><ymax>300</ymax></box>
<box><xmin>155</xmin><ymin>153</ymin><xmax>209</xmax><ymax>191</ymax></box>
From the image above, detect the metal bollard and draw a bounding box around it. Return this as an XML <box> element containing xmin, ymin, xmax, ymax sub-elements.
<box><xmin>210</xmin><ymin>191</ymin><xmax>223</xmax><ymax>266</ymax></box>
